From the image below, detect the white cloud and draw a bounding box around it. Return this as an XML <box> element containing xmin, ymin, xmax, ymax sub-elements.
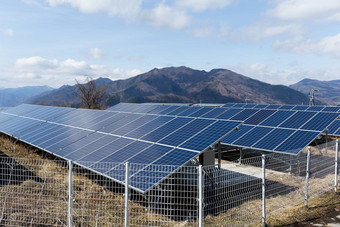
<box><xmin>89</xmin><ymin>48</ymin><xmax>104</xmax><ymax>60</ymax></box>
<box><xmin>191</xmin><ymin>26</ymin><xmax>212</xmax><ymax>37</ymax></box>
<box><xmin>273</xmin><ymin>34</ymin><xmax>340</xmax><ymax>58</ymax></box>
<box><xmin>142</xmin><ymin>3</ymin><xmax>190</xmax><ymax>30</ymax></box>
<box><xmin>4</xmin><ymin>28</ymin><xmax>14</xmax><ymax>37</ymax></box>
<box><xmin>175</xmin><ymin>0</ymin><xmax>232</xmax><ymax>12</ymax></box>
<box><xmin>46</xmin><ymin>0</ymin><xmax>141</xmax><ymax>19</ymax></box>
<box><xmin>242</xmin><ymin>23</ymin><xmax>302</xmax><ymax>41</ymax></box>
<box><xmin>268</xmin><ymin>0</ymin><xmax>340</xmax><ymax>22</ymax></box>
<box><xmin>3</xmin><ymin>56</ymin><xmax>141</xmax><ymax>88</ymax></box>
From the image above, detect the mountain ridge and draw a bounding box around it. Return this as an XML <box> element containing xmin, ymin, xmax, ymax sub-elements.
<box><xmin>26</xmin><ymin>66</ymin><xmax>312</xmax><ymax>107</ymax></box>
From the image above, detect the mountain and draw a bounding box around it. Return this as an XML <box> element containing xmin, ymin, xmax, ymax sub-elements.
<box><xmin>28</xmin><ymin>66</ymin><xmax>311</xmax><ymax>107</ymax></box>
<box><xmin>0</xmin><ymin>86</ymin><xmax>54</xmax><ymax>107</ymax></box>
<box><xmin>290</xmin><ymin>79</ymin><xmax>340</xmax><ymax>105</ymax></box>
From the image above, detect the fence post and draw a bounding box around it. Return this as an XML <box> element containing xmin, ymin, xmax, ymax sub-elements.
<box><xmin>198</xmin><ymin>165</ymin><xmax>204</xmax><ymax>227</ymax></box>
<box><xmin>335</xmin><ymin>139</ymin><xmax>339</xmax><ymax>193</ymax></box>
<box><xmin>262</xmin><ymin>154</ymin><xmax>266</xmax><ymax>227</ymax></box>
<box><xmin>68</xmin><ymin>160</ymin><xmax>73</xmax><ymax>227</ymax></box>
<box><xmin>305</xmin><ymin>147</ymin><xmax>311</xmax><ymax>208</ymax></box>
<box><xmin>125</xmin><ymin>162</ymin><xmax>130</xmax><ymax>227</ymax></box>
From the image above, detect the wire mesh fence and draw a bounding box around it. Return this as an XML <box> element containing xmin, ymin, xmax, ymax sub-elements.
<box><xmin>0</xmin><ymin>139</ymin><xmax>339</xmax><ymax>226</ymax></box>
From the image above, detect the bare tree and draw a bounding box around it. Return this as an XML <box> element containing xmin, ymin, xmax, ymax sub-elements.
<box><xmin>76</xmin><ymin>77</ymin><xmax>108</xmax><ymax>109</ymax></box>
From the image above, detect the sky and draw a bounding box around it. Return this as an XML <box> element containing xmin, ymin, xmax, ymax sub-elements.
<box><xmin>1</xmin><ymin>0</ymin><xmax>340</xmax><ymax>88</ymax></box>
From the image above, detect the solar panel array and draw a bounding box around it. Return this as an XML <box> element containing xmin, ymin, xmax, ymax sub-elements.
<box><xmin>0</xmin><ymin>104</ymin><xmax>241</xmax><ymax>192</ymax></box>
<box><xmin>108</xmin><ymin>102</ymin><xmax>339</xmax><ymax>154</ymax></box>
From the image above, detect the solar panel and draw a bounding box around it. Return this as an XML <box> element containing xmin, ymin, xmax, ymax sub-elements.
<box><xmin>141</xmin><ymin>117</ymin><xmax>193</xmax><ymax>142</ymax></box>
<box><xmin>278</xmin><ymin>105</ymin><xmax>295</xmax><ymax>110</ymax></box>
<box><xmin>221</xmin><ymin>125</ymin><xmax>254</xmax><ymax>144</ymax></box>
<box><xmin>244</xmin><ymin>109</ymin><xmax>276</xmax><ymax>125</ymax></box>
<box><xmin>275</xmin><ymin>130</ymin><xmax>320</xmax><ymax>154</ymax></box>
<box><xmin>265</xmin><ymin>104</ymin><xmax>282</xmax><ymax>109</ymax></box>
<box><xmin>327</xmin><ymin>119</ymin><xmax>340</xmax><ymax>135</ymax></box>
<box><xmin>292</xmin><ymin>105</ymin><xmax>309</xmax><ymax>111</ymax></box>
<box><xmin>243</xmin><ymin>104</ymin><xmax>257</xmax><ymax>108</ymax></box>
<box><xmin>158</xmin><ymin>118</ymin><xmax>215</xmax><ymax>147</ymax></box>
<box><xmin>252</xmin><ymin>128</ymin><xmax>295</xmax><ymax>151</ymax></box>
<box><xmin>306</xmin><ymin>106</ymin><xmax>324</xmax><ymax>111</ymax></box>
<box><xmin>230</xmin><ymin>109</ymin><xmax>258</xmax><ymax>121</ymax></box>
<box><xmin>217</xmin><ymin>108</ymin><xmax>242</xmax><ymax>120</ymax></box>
<box><xmin>200</xmin><ymin>108</ymin><xmax>227</xmax><ymax>118</ymax></box>
<box><xmin>188</xmin><ymin>107</ymin><xmax>214</xmax><ymax>117</ymax></box>
<box><xmin>301</xmin><ymin>112</ymin><xmax>339</xmax><ymax>131</ymax></box>
<box><xmin>167</xmin><ymin>106</ymin><xmax>191</xmax><ymax>115</ymax></box>
<box><xmin>223</xmin><ymin>103</ymin><xmax>235</xmax><ymax>108</ymax></box>
<box><xmin>180</xmin><ymin>120</ymin><xmax>242</xmax><ymax>151</ymax></box>
<box><xmin>279</xmin><ymin>111</ymin><xmax>316</xmax><ymax>129</ymax></box>
<box><xmin>322</xmin><ymin>106</ymin><xmax>340</xmax><ymax>112</ymax></box>
<box><xmin>232</xmin><ymin>126</ymin><xmax>273</xmax><ymax>147</ymax></box>
<box><xmin>259</xmin><ymin>110</ymin><xmax>295</xmax><ymax>127</ymax></box>
<box><xmin>177</xmin><ymin>106</ymin><xmax>202</xmax><ymax>116</ymax></box>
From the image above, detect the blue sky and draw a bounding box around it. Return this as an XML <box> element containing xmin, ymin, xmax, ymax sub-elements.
<box><xmin>1</xmin><ymin>0</ymin><xmax>340</xmax><ymax>88</ymax></box>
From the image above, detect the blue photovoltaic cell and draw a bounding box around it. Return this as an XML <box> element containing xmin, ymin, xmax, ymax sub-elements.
<box><xmin>38</xmin><ymin>128</ymin><xmax>85</xmax><ymax>150</ymax></box>
<box><xmin>254</xmin><ymin>104</ymin><xmax>269</xmax><ymax>109</ymax></box>
<box><xmin>230</xmin><ymin>109</ymin><xmax>259</xmax><ymax>121</ymax></box>
<box><xmin>265</xmin><ymin>104</ymin><xmax>282</xmax><ymax>109</ymax></box>
<box><xmin>167</xmin><ymin>106</ymin><xmax>191</xmax><ymax>116</ymax></box>
<box><xmin>275</xmin><ymin>130</ymin><xmax>320</xmax><ymax>154</ymax></box>
<box><xmin>159</xmin><ymin>118</ymin><xmax>214</xmax><ymax>146</ymax></box>
<box><xmin>21</xmin><ymin>123</ymin><xmax>61</xmax><ymax>143</ymax></box>
<box><xmin>129</xmin><ymin>148</ymin><xmax>198</xmax><ymax>192</ymax></box>
<box><xmin>232</xmin><ymin>126</ymin><xmax>273</xmax><ymax>147</ymax></box>
<box><xmin>110</xmin><ymin>115</ymin><xmax>157</xmax><ymax>136</ymax></box>
<box><xmin>335</xmin><ymin>128</ymin><xmax>340</xmax><ymax>136</ymax></box>
<box><xmin>56</xmin><ymin>132</ymin><xmax>106</xmax><ymax>157</ymax></box>
<box><xmin>278</xmin><ymin>105</ymin><xmax>295</xmax><ymax>110</ymax></box>
<box><xmin>233</xmin><ymin>103</ymin><xmax>246</xmax><ymax>108</ymax></box>
<box><xmin>279</xmin><ymin>111</ymin><xmax>317</xmax><ymax>129</ymax></box>
<box><xmin>253</xmin><ymin>128</ymin><xmax>295</xmax><ymax>151</ymax></box>
<box><xmin>43</xmin><ymin>129</ymin><xmax>91</xmax><ymax>152</ymax></box>
<box><xmin>322</xmin><ymin>106</ymin><xmax>340</xmax><ymax>112</ymax></box>
<box><xmin>99</xmin><ymin>141</ymin><xmax>151</xmax><ymax>164</ymax></box>
<box><xmin>292</xmin><ymin>105</ymin><xmax>309</xmax><ymax>111</ymax></box>
<box><xmin>0</xmin><ymin>113</ymin><xmax>16</xmax><ymax>124</ymax></box>
<box><xmin>200</xmin><ymin>108</ymin><xmax>227</xmax><ymax>118</ymax></box>
<box><xmin>221</xmin><ymin>125</ymin><xmax>254</xmax><ymax>144</ymax></box>
<box><xmin>125</xmin><ymin>116</ymin><xmax>174</xmax><ymax>139</ymax></box>
<box><xmin>188</xmin><ymin>107</ymin><xmax>214</xmax><ymax>117</ymax></box>
<box><xmin>157</xmin><ymin>105</ymin><xmax>181</xmax><ymax>115</ymax></box>
<box><xmin>223</xmin><ymin>103</ymin><xmax>235</xmax><ymax>108</ymax></box>
<box><xmin>181</xmin><ymin>120</ymin><xmax>241</xmax><ymax>151</ymax></box>
<box><xmin>244</xmin><ymin>109</ymin><xmax>276</xmax><ymax>125</ymax></box>
<box><xmin>141</xmin><ymin>117</ymin><xmax>193</xmax><ymax>142</ymax></box>
<box><xmin>259</xmin><ymin>110</ymin><xmax>295</xmax><ymax>127</ymax></box>
<box><xmin>301</xmin><ymin>112</ymin><xmax>339</xmax><ymax>131</ymax></box>
<box><xmin>128</xmin><ymin>144</ymin><xmax>172</xmax><ymax>164</ymax></box>
<box><xmin>243</xmin><ymin>104</ymin><xmax>257</xmax><ymax>108</ymax></box>
<box><xmin>64</xmin><ymin>135</ymin><xmax>119</xmax><ymax>160</ymax></box>
<box><xmin>99</xmin><ymin>113</ymin><xmax>143</xmax><ymax>133</ymax></box>
<box><xmin>217</xmin><ymin>108</ymin><xmax>242</xmax><ymax>120</ymax></box>
<box><xmin>327</xmin><ymin>119</ymin><xmax>340</xmax><ymax>135</ymax></box>
<box><xmin>306</xmin><ymin>106</ymin><xmax>325</xmax><ymax>111</ymax></box>
<box><xmin>177</xmin><ymin>107</ymin><xmax>202</xmax><ymax>116</ymax></box>
<box><xmin>147</xmin><ymin>105</ymin><xmax>172</xmax><ymax>114</ymax></box>
<box><xmin>77</xmin><ymin>137</ymin><xmax>133</xmax><ymax>163</ymax></box>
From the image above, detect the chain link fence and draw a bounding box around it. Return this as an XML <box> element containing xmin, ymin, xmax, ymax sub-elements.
<box><xmin>0</xmin><ymin>139</ymin><xmax>339</xmax><ymax>226</ymax></box>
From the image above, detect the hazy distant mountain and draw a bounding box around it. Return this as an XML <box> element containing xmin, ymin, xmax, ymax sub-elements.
<box><xmin>0</xmin><ymin>86</ymin><xmax>53</xmax><ymax>107</ymax></box>
<box><xmin>28</xmin><ymin>66</ymin><xmax>311</xmax><ymax>107</ymax></box>
<box><xmin>290</xmin><ymin>79</ymin><xmax>340</xmax><ymax>105</ymax></box>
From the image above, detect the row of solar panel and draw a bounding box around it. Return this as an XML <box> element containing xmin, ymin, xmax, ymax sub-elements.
<box><xmin>108</xmin><ymin>103</ymin><xmax>339</xmax><ymax>132</ymax></box>
<box><xmin>108</xmin><ymin>103</ymin><xmax>340</xmax><ymax>154</ymax></box>
<box><xmin>222</xmin><ymin>103</ymin><xmax>340</xmax><ymax>112</ymax></box>
<box><xmin>0</xmin><ymin>104</ymin><xmax>240</xmax><ymax>192</ymax></box>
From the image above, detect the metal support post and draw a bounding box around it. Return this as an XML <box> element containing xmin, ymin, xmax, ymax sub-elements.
<box><xmin>305</xmin><ymin>147</ymin><xmax>311</xmax><ymax>208</ymax></box>
<box><xmin>198</xmin><ymin>165</ymin><xmax>204</xmax><ymax>227</ymax></box>
<box><xmin>217</xmin><ymin>141</ymin><xmax>221</xmax><ymax>170</ymax></box>
<box><xmin>125</xmin><ymin>162</ymin><xmax>130</xmax><ymax>227</ymax></box>
<box><xmin>335</xmin><ymin>140</ymin><xmax>339</xmax><ymax>193</ymax></box>
<box><xmin>68</xmin><ymin>160</ymin><xmax>73</xmax><ymax>227</ymax></box>
<box><xmin>262</xmin><ymin>154</ymin><xmax>266</xmax><ymax>227</ymax></box>
<box><xmin>239</xmin><ymin>148</ymin><xmax>243</xmax><ymax>165</ymax></box>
